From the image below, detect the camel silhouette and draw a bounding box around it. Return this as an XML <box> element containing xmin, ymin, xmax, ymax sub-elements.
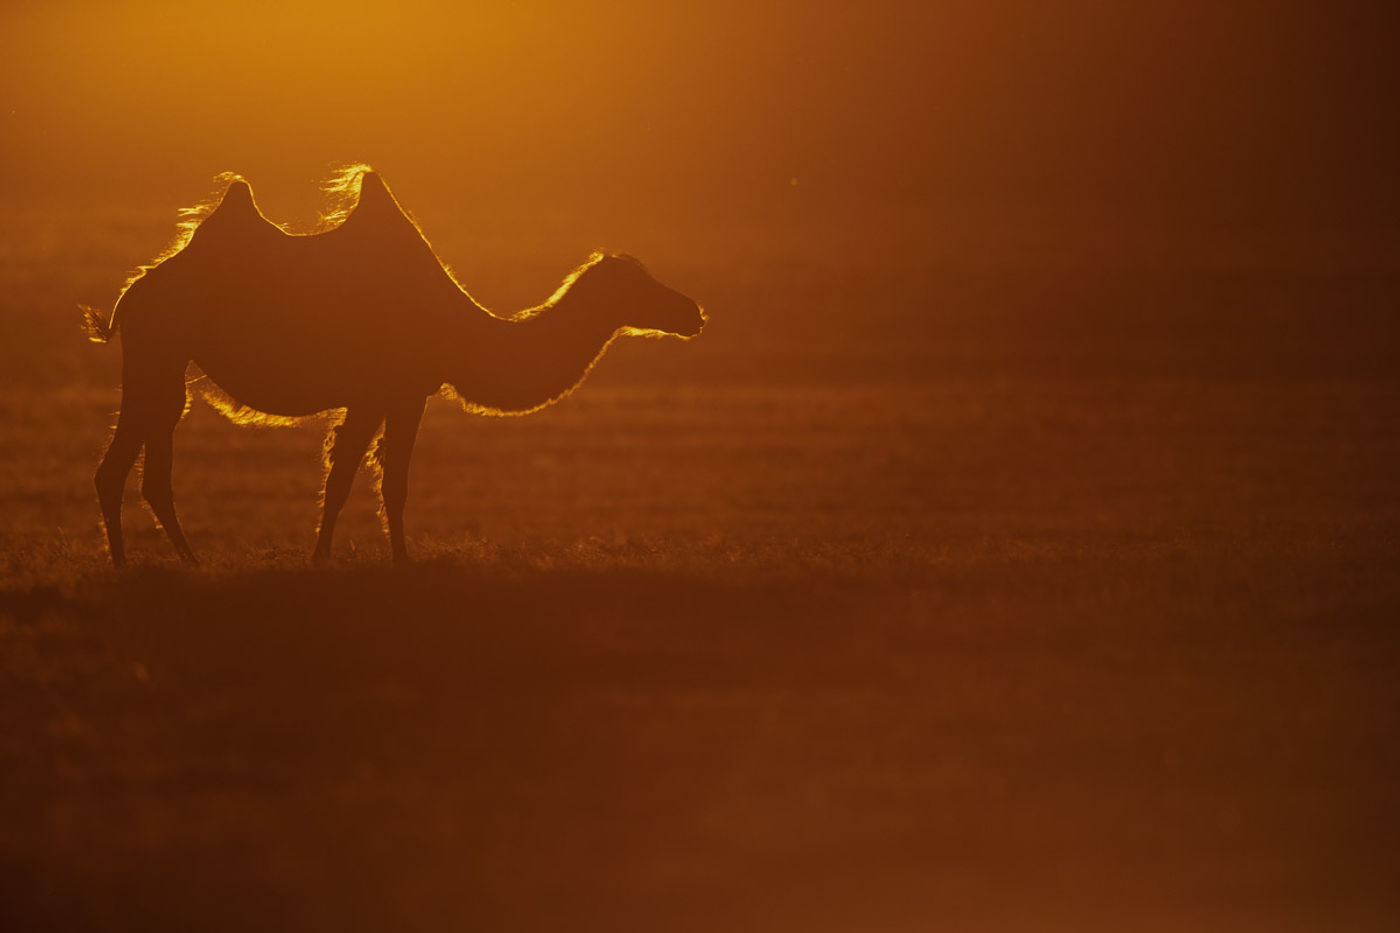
<box><xmin>84</xmin><ymin>167</ymin><xmax>705</xmax><ymax>568</ymax></box>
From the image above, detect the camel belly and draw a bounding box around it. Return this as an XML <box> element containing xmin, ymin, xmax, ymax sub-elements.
<box><xmin>192</xmin><ymin>361</ymin><xmax>347</xmax><ymax>417</ymax></box>
<box><xmin>192</xmin><ymin>328</ymin><xmax>440</xmax><ymax>417</ymax></box>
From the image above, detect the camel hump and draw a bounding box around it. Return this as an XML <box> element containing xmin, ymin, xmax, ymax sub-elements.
<box><xmin>214</xmin><ymin>178</ymin><xmax>257</xmax><ymax>216</ymax></box>
<box><xmin>344</xmin><ymin>171</ymin><xmax>428</xmax><ymax>243</ymax></box>
<box><xmin>196</xmin><ymin>177</ymin><xmax>269</xmax><ymax>237</ymax></box>
<box><xmin>224</xmin><ymin>177</ymin><xmax>254</xmax><ymax>203</ymax></box>
<box><xmin>353</xmin><ymin>171</ymin><xmax>398</xmax><ymax>213</ymax></box>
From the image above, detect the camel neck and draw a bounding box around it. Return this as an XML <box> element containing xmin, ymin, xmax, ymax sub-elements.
<box><xmin>446</xmin><ymin>290</ymin><xmax>620</xmax><ymax>415</ymax></box>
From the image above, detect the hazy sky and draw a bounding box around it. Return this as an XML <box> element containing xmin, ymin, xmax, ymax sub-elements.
<box><xmin>3</xmin><ymin>0</ymin><xmax>1396</xmax><ymax>268</ymax></box>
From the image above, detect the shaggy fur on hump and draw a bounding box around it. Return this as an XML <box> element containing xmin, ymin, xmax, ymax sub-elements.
<box><xmin>82</xmin><ymin>163</ymin><xmax>619</xmax><ymax>345</ymax></box>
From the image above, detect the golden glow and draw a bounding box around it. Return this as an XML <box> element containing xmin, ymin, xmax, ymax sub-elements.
<box><xmin>621</xmin><ymin>299</ymin><xmax>708</xmax><ymax>341</ymax></box>
<box><xmin>315</xmin><ymin>162</ymin><xmax>379</xmax><ymax>231</ymax></box>
<box><xmin>79</xmin><ymin>303</ymin><xmax>113</xmax><ymax>343</ymax></box>
<box><xmin>189</xmin><ymin>371</ymin><xmax>311</xmax><ymax>429</ymax></box>
<box><xmin>134</xmin><ymin>172</ymin><xmax>253</xmax><ymax>291</ymax></box>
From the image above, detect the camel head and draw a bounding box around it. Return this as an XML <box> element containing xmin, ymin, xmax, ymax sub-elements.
<box><xmin>569</xmin><ymin>253</ymin><xmax>706</xmax><ymax>339</ymax></box>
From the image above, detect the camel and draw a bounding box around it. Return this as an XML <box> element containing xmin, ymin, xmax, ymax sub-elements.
<box><xmin>83</xmin><ymin>167</ymin><xmax>705</xmax><ymax>567</ymax></box>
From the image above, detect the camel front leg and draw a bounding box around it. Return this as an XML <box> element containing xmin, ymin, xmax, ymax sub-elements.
<box><xmin>313</xmin><ymin>406</ymin><xmax>382</xmax><ymax>563</ymax></box>
<box><xmin>95</xmin><ymin>418</ymin><xmax>143</xmax><ymax>569</ymax></box>
<box><xmin>376</xmin><ymin>397</ymin><xmax>427</xmax><ymax>566</ymax></box>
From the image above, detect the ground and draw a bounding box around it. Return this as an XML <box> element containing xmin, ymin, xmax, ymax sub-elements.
<box><xmin>2</xmin><ymin>224</ymin><xmax>1398</xmax><ymax>930</ymax></box>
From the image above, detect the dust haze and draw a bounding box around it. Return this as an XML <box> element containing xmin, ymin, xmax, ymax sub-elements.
<box><xmin>2</xmin><ymin>2</ymin><xmax>1398</xmax><ymax>931</ymax></box>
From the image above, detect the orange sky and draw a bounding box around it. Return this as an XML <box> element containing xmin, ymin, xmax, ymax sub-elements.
<box><xmin>2</xmin><ymin>1</ymin><xmax>1396</xmax><ymax>270</ymax></box>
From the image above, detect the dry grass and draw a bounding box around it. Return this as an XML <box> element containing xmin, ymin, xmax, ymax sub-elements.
<box><xmin>2</xmin><ymin>243</ymin><xmax>1400</xmax><ymax>930</ymax></box>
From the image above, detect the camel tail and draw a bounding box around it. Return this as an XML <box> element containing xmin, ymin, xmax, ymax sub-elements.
<box><xmin>80</xmin><ymin>304</ymin><xmax>115</xmax><ymax>343</ymax></box>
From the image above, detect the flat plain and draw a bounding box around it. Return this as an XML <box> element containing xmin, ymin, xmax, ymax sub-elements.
<box><xmin>2</xmin><ymin>215</ymin><xmax>1398</xmax><ymax>931</ymax></box>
